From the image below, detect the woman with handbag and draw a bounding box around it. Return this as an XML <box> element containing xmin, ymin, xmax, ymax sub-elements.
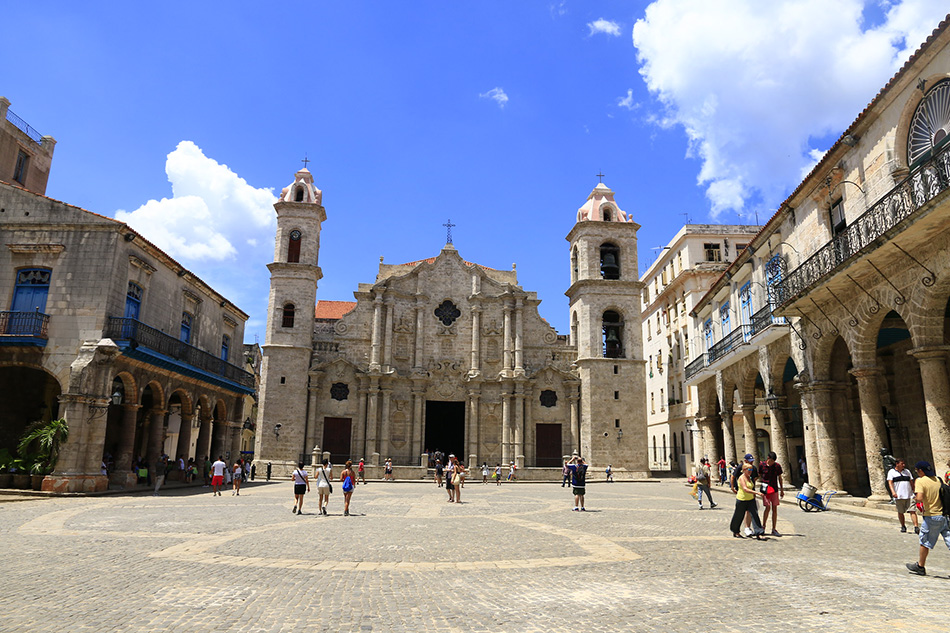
<box><xmin>340</xmin><ymin>460</ymin><xmax>356</xmax><ymax>516</ymax></box>
<box><xmin>291</xmin><ymin>461</ymin><xmax>309</xmax><ymax>515</ymax></box>
<box><xmin>730</xmin><ymin>463</ymin><xmax>765</xmax><ymax>539</ymax></box>
<box><xmin>316</xmin><ymin>458</ymin><xmax>333</xmax><ymax>515</ymax></box>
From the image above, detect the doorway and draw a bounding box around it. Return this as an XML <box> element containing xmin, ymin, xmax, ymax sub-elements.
<box><xmin>323</xmin><ymin>417</ymin><xmax>352</xmax><ymax>463</ymax></box>
<box><xmin>535</xmin><ymin>423</ymin><xmax>563</xmax><ymax>467</ymax></box>
<box><xmin>425</xmin><ymin>401</ymin><xmax>465</xmax><ymax>460</ymax></box>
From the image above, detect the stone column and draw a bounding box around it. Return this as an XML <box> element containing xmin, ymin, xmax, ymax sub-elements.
<box><xmin>306</xmin><ymin>377</ymin><xmax>321</xmax><ymax>456</ymax></box>
<box><xmin>354</xmin><ymin>380</ymin><xmax>368</xmax><ymax>460</ymax></box>
<box><xmin>523</xmin><ymin>387</ymin><xmax>534</xmax><ymax>466</ymax></box>
<box><xmin>850</xmin><ymin>367</ymin><xmax>890</xmax><ymax>499</ymax></box>
<box><xmin>230</xmin><ymin>421</ymin><xmax>243</xmax><ymax>462</ymax></box>
<box><xmin>366</xmin><ymin>378</ymin><xmax>380</xmax><ymax>465</ymax></box>
<box><xmin>502</xmin><ymin>304</ymin><xmax>512</xmax><ymax>373</ymax></box>
<box><xmin>413</xmin><ymin>299</ymin><xmax>425</xmax><ymax>369</ymax></box>
<box><xmin>501</xmin><ymin>390</ymin><xmax>511</xmax><ymax>464</ymax></box>
<box><xmin>797</xmin><ymin>389</ymin><xmax>821</xmax><ymax>487</ymax></box>
<box><xmin>412</xmin><ymin>385</ymin><xmax>425</xmax><ymax>459</ymax></box>
<box><xmin>175</xmin><ymin>411</ymin><xmax>194</xmax><ymax>465</ymax></box>
<box><xmin>805</xmin><ymin>382</ymin><xmax>843</xmax><ymax>491</ymax></box>
<box><xmin>467</xmin><ymin>390</ymin><xmax>480</xmax><ymax>467</ymax></box>
<box><xmin>720</xmin><ymin>409</ymin><xmax>736</xmax><ymax>465</ymax></box>
<box><xmin>765</xmin><ymin>401</ymin><xmax>792</xmax><ymax>485</ymax></box>
<box><xmin>909</xmin><ymin>346</ymin><xmax>950</xmax><ymax>477</ymax></box>
<box><xmin>114</xmin><ymin>403</ymin><xmax>141</xmax><ymax>474</ymax></box>
<box><xmin>382</xmin><ymin>299</ymin><xmax>394</xmax><ymax>371</ymax></box>
<box><xmin>568</xmin><ymin>392</ymin><xmax>580</xmax><ymax>454</ymax></box>
<box><xmin>379</xmin><ymin>387</ymin><xmax>392</xmax><ymax>461</ymax></box>
<box><xmin>146</xmin><ymin>409</ymin><xmax>166</xmax><ymax>463</ymax></box>
<box><xmin>514</xmin><ymin>387</ymin><xmax>525</xmax><ymax>468</ymax></box>
<box><xmin>370</xmin><ymin>293</ymin><xmax>383</xmax><ymax>370</ymax></box>
<box><xmin>210</xmin><ymin>417</ymin><xmax>228</xmax><ymax>462</ymax></box>
<box><xmin>741</xmin><ymin>404</ymin><xmax>758</xmax><ymax>462</ymax></box>
<box><xmin>514</xmin><ymin>298</ymin><xmax>524</xmax><ymax>375</ymax></box>
<box><xmin>470</xmin><ymin>305</ymin><xmax>481</xmax><ymax>375</ymax></box>
<box><xmin>196</xmin><ymin>412</ymin><xmax>213</xmax><ymax>462</ymax></box>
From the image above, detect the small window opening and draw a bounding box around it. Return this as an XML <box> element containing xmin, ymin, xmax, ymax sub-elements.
<box><xmin>282</xmin><ymin>303</ymin><xmax>295</xmax><ymax>328</ymax></box>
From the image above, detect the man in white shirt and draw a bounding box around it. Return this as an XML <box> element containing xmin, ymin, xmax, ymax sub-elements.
<box><xmin>887</xmin><ymin>458</ymin><xmax>919</xmax><ymax>534</ymax></box>
<box><xmin>211</xmin><ymin>455</ymin><xmax>227</xmax><ymax>496</ymax></box>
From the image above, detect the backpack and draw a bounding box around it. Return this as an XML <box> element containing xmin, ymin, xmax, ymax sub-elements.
<box><xmin>342</xmin><ymin>475</ymin><xmax>354</xmax><ymax>493</ymax></box>
<box><xmin>938</xmin><ymin>480</ymin><xmax>950</xmax><ymax>517</ymax></box>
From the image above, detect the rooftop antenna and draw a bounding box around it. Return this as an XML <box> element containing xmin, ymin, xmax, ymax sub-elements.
<box><xmin>680</xmin><ymin>212</ymin><xmax>691</xmax><ymax>225</ymax></box>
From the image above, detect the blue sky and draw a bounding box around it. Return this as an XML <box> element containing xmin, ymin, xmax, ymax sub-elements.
<box><xmin>3</xmin><ymin>1</ymin><xmax>946</xmax><ymax>340</ymax></box>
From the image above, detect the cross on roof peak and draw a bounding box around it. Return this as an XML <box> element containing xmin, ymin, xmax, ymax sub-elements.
<box><xmin>301</xmin><ymin>155</ymin><xmax>311</xmax><ymax>169</ymax></box>
<box><xmin>596</xmin><ymin>171</ymin><xmax>605</xmax><ymax>183</ymax></box>
<box><xmin>443</xmin><ymin>218</ymin><xmax>456</xmax><ymax>245</ymax></box>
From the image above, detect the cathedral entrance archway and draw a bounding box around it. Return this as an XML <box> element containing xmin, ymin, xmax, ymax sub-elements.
<box><xmin>323</xmin><ymin>417</ymin><xmax>351</xmax><ymax>463</ymax></box>
<box><xmin>425</xmin><ymin>401</ymin><xmax>464</xmax><ymax>460</ymax></box>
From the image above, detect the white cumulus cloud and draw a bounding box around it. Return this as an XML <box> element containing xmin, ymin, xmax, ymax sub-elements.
<box><xmin>617</xmin><ymin>89</ymin><xmax>639</xmax><ymax>110</ymax></box>
<box><xmin>588</xmin><ymin>18</ymin><xmax>621</xmax><ymax>37</ymax></box>
<box><xmin>632</xmin><ymin>0</ymin><xmax>948</xmax><ymax>217</ymax></box>
<box><xmin>115</xmin><ymin>141</ymin><xmax>276</xmax><ymax>260</ymax></box>
<box><xmin>479</xmin><ymin>87</ymin><xmax>509</xmax><ymax>108</ymax></box>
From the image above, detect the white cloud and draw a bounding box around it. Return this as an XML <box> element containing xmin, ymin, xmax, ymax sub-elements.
<box><xmin>617</xmin><ymin>89</ymin><xmax>639</xmax><ymax>110</ymax></box>
<box><xmin>588</xmin><ymin>18</ymin><xmax>621</xmax><ymax>37</ymax></box>
<box><xmin>479</xmin><ymin>87</ymin><xmax>509</xmax><ymax>108</ymax></box>
<box><xmin>115</xmin><ymin>141</ymin><xmax>276</xmax><ymax>261</ymax></box>
<box><xmin>632</xmin><ymin>0</ymin><xmax>948</xmax><ymax>217</ymax></box>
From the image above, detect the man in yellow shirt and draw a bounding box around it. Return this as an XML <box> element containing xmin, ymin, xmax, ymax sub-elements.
<box><xmin>905</xmin><ymin>461</ymin><xmax>949</xmax><ymax>576</ymax></box>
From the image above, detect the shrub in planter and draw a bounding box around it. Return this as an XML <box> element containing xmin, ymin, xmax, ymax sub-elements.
<box><xmin>17</xmin><ymin>418</ymin><xmax>69</xmax><ymax>490</ymax></box>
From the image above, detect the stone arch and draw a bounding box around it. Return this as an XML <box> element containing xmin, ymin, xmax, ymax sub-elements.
<box><xmin>907</xmin><ymin>245</ymin><xmax>950</xmax><ymax>347</ymax></box>
<box><xmin>111</xmin><ymin>371</ymin><xmax>138</xmax><ymax>405</ymax></box>
<box><xmin>167</xmin><ymin>387</ymin><xmax>194</xmax><ymax>416</ymax></box>
<box><xmin>847</xmin><ymin>286</ymin><xmax>918</xmax><ymax>368</ymax></box>
<box><xmin>140</xmin><ymin>379</ymin><xmax>165</xmax><ymax>410</ymax></box>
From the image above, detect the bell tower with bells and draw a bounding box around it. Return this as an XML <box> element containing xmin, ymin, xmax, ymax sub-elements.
<box><xmin>254</xmin><ymin>164</ymin><xmax>326</xmax><ymax>477</ymax></box>
<box><xmin>565</xmin><ymin>180</ymin><xmax>649</xmax><ymax>478</ymax></box>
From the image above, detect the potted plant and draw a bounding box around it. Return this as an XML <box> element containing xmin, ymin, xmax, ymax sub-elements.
<box><xmin>17</xmin><ymin>418</ymin><xmax>69</xmax><ymax>491</ymax></box>
<box><xmin>0</xmin><ymin>448</ymin><xmax>14</xmax><ymax>488</ymax></box>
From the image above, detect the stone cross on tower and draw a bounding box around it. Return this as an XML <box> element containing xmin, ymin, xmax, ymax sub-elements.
<box><xmin>301</xmin><ymin>155</ymin><xmax>311</xmax><ymax>169</ymax></box>
<box><xmin>443</xmin><ymin>218</ymin><xmax>455</xmax><ymax>245</ymax></box>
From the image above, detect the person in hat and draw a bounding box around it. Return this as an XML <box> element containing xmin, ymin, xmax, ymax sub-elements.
<box><xmin>905</xmin><ymin>461</ymin><xmax>949</xmax><ymax>575</ymax></box>
<box><xmin>887</xmin><ymin>458</ymin><xmax>920</xmax><ymax>534</ymax></box>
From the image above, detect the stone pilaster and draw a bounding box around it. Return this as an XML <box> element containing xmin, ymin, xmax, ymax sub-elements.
<box><xmin>720</xmin><ymin>409</ymin><xmax>736</xmax><ymax>465</ymax></box>
<box><xmin>741</xmin><ymin>404</ymin><xmax>757</xmax><ymax>462</ymax></box>
<box><xmin>909</xmin><ymin>346</ymin><xmax>950</xmax><ymax>475</ymax></box>
<box><xmin>850</xmin><ymin>367</ymin><xmax>890</xmax><ymax>499</ymax></box>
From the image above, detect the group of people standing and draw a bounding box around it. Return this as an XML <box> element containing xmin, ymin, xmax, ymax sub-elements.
<box><xmin>291</xmin><ymin>458</ymin><xmax>358</xmax><ymax>516</ymax></box>
<box><xmin>693</xmin><ymin>451</ymin><xmax>785</xmax><ymax>540</ymax></box>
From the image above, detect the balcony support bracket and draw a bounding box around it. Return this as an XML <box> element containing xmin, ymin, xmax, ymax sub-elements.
<box><xmin>867</xmin><ymin>259</ymin><xmax>905</xmax><ymax>305</ymax></box>
<box><xmin>893</xmin><ymin>242</ymin><xmax>936</xmax><ymax>287</ymax></box>
<box><xmin>847</xmin><ymin>274</ymin><xmax>881</xmax><ymax>314</ymax></box>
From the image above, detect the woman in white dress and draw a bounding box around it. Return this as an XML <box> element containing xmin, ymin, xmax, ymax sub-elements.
<box><xmin>316</xmin><ymin>458</ymin><xmax>333</xmax><ymax>515</ymax></box>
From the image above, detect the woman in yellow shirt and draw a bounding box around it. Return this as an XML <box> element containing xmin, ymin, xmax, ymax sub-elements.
<box><xmin>730</xmin><ymin>463</ymin><xmax>765</xmax><ymax>539</ymax></box>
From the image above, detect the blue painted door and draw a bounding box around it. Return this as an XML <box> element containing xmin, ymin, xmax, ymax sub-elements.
<box><xmin>12</xmin><ymin>269</ymin><xmax>50</xmax><ymax>312</ymax></box>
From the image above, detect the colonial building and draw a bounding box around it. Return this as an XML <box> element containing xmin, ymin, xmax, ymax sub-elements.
<box><xmin>255</xmin><ymin>174</ymin><xmax>649</xmax><ymax>478</ymax></box>
<box><xmin>0</xmin><ymin>181</ymin><xmax>255</xmax><ymax>492</ymax></box>
<box><xmin>0</xmin><ymin>97</ymin><xmax>55</xmax><ymax>196</ymax></box>
<box><xmin>685</xmin><ymin>15</ymin><xmax>950</xmax><ymax>498</ymax></box>
<box><xmin>640</xmin><ymin>224</ymin><xmax>759</xmax><ymax>474</ymax></box>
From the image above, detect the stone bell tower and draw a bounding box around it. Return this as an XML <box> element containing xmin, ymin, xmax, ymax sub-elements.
<box><xmin>254</xmin><ymin>167</ymin><xmax>325</xmax><ymax>476</ymax></box>
<box><xmin>565</xmin><ymin>182</ymin><xmax>649</xmax><ymax>478</ymax></box>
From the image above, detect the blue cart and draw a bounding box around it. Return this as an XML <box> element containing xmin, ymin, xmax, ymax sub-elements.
<box><xmin>797</xmin><ymin>483</ymin><xmax>837</xmax><ymax>512</ymax></box>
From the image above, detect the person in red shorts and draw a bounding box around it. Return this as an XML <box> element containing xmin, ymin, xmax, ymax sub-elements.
<box><xmin>210</xmin><ymin>455</ymin><xmax>227</xmax><ymax>496</ymax></box>
<box><xmin>758</xmin><ymin>451</ymin><xmax>785</xmax><ymax>536</ymax></box>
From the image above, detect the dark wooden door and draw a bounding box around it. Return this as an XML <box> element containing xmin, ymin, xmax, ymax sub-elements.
<box><xmin>535</xmin><ymin>423</ymin><xmax>562</xmax><ymax>467</ymax></box>
<box><xmin>323</xmin><ymin>417</ymin><xmax>352</xmax><ymax>463</ymax></box>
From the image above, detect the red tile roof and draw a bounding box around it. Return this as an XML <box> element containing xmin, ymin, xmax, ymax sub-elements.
<box><xmin>399</xmin><ymin>256</ymin><xmax>496</xmax><ymax>270</ymax></box>
<box><xmin>315</xmin><ymin>300</ymin><xmax>357</xmax><ymax>320</ymax></box>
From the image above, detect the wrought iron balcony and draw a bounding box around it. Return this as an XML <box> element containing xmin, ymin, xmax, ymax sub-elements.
<box><xmin>749</xmin><ymin>305</ymin><xmax>786</xmax><ymax>338</ymax></box>
<box><xmin>776</xmin><ymin>141</ymin><xmax>950</xmax><ymax>308</ymax></box>
<box><xmin>685</xmin><ymin>354</ymin><xmax>706</xmax><ymax>381</ymax></box>
<box><xmin>707</xmin><ymin>325</ymin><xmax>751</xmax><ymax>364</ymax></box>
<box><xmin>0</xmin><ymin>310</ymin><xmax>50</xmax><ymax>344</ymax></box>
<box><xmin>106</xmin><ymin>317</ymin><xmax>254</xmax><ymax>390</ymax></box>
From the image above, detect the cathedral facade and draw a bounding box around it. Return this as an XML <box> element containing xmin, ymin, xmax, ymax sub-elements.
<box><xmin>254</xmin><ymin>171</ymin><xmax>648</xmax><ymax>478</ymax></box>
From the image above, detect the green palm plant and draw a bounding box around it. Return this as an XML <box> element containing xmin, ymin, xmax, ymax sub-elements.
<box><xmin>17</xmin><ymin>418</ymin><xmax>69</xmax><ymax>476</ymax></box>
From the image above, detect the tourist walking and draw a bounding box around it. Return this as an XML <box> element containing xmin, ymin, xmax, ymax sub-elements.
<box><xmin>445</xmin><ymin>456</ymin><xmax>456</xmax><ymax>502</ymax></box>
<box><xmin>717</xmin><ymin>457</ymin><xmax>727</xmax><ymax>486</ymax></box>
<box><xmin>482</xmin><ymin>462</ymin><xmax>490</xmax><ymax>484</ymax></box>
<box><xmin>453</xmin><ymin>461</ymin><xmax>466</xmax><ymax>503</ymax></box>
<box><xmin>730</xmin><ymin>463</ymin><xmax>765</xmax><ymax>539</ymax></box>
<box><xmin>210</xmin><ymin>455</ymin><xmax>227</xmax><ymax>496</ymax></box>
<box><xmin>695</xmin><ymin>458</ymin><xmax>717</xmax><ymax>509</ymax></box>
<box><xmin>340</xmin><ymin>460</ymin><xmax>356</xmax><ymax>516</ymax></box>
<box><xmin>758</xmin><ymin>451</ymin><xmax>784</xmax><ymax>536</ymax></box>
<box><xmin>887</xmin><ymin>458</ymin><xmax>920</xmax><ymax>534</ymax></box>
<box><xmin>507</xmin><ymin>461</ymin><xmax>516</xmax><ymax>481</ymax></box>
<box><xmin>315</xmin><ymin>458</ymin><xmax>333</xmax><ymax>515</ymax></box>
<box><xmin>232</xmin><ymin>460</ymin><xmax>243</xmax><ymax>495</ymax></box>
<box><xmin>905</xmin><ymin>461</ymin><xmax>950</xmax><ymax>575</ymax></box>
<box><xmin>434</xmin><ymin>459</ymin><xmax>444</xmax><ymax>487</ymax></box>
<box><xmin>358</xmin><ymin>458</ymin><xmax>366</xmax><ymax>484</ymax></box>
<box><xmin>567</xmin><ymin>455</ymin><xmax>588</xmax><ymax>511</ymax></box>
<box><xmin>494</xmin><ymin>463</ymin><xmax>503</xmax><ymax>486</ymax></box>
<box><xmin>384</xmin><ymin>458</ymin><xmax>394</xmax><ymax>481</ymax></box>
<box><xmin>561</xmin><ymin>459</ymin><xmax>571</xmax><ymax>487</ymax></box>
<box><xmin>605</xmin><ymin>464</ymin><xmax>614</xmax><ymax>482</ymax></box>
<box><xmin>153</xmin><ymin>454</ymin><xmax>167</xmax><ymax>496</ymax></box>
<box><xmin>292</xmin><ymin>462</ymin><xmax>309</xmax><ymax>514</ymax></box>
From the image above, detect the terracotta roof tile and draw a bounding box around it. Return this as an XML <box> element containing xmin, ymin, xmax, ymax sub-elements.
<box><xmin>315</xmin><ymin>300</ymin><xmax>357</xmax><ymax>320</ymax></box>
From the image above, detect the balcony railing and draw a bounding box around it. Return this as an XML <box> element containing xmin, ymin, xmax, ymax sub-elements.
<box><xmin>5</xmin><ymin>108</ymin><xmax>43</xmax><ymax>144</ymax></box>
<box><xmin>750</xmin><ymin>305</ymin><xmax>786</xmax><ymax>338</ymax></box>
<box><xmin>685</xmin><ymin>354</ymin><xmax>706</xmax><ymax>381</ymax></box>
<box><xmin>776</xmin><ymin>141</ymin><xmax>950</xmax><ymax>307</ymax></box>
<box><xmin>106</xmin><ymin>317</ymin><xmax>254</xmax><ymax>389</ymax></box>
<box><xmin>707</xmin><ymin>325</ymin><xmax>750</xmax><ymax>364</ymax></box>
<box><xmin>0</xmin><ymin>310</ymin><xmax>50</xmax><ymax>340</ymax></box>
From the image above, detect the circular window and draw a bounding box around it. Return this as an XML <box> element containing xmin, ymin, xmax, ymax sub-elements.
<box><xmin>289</xmin><ymin>230</ymin><xmax>301</xmax><ymax>241</ymax></box>
<box><xmin>434</xmin><ymin>300</ymin><xmax>461</xmax><ymax>327</ymax></box>
<box><xmin>908</xmin><ymin>79</ymin><xmax>950</xmax><ymax>167</ymax></box>
<box><xmin>330</xmin><ymin>382</ymin><xmax>349</xmax><ymax>401</ymax></box>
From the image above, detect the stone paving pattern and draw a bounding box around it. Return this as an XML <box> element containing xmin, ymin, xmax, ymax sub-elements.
<box><xmin>2</xmin><ymin>480</ymin><xmax>949</xmax><ymax>632</ymax></box>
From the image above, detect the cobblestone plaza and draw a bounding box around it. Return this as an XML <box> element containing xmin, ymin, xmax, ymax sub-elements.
<box><xmin>2</xmin><ymin>480</ymin><xmax>949</xmax><ymax>632</ymax></box>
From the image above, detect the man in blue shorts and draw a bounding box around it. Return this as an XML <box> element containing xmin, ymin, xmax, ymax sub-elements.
<box><xmin>567</xmin><ymin>455</ymin><xmax>588</xmax><ymax>511</ymax></box>
<box><xmin>906</xmin><ymin>461</ymin><xmax>949</xmax><ymax>576</ymax></box>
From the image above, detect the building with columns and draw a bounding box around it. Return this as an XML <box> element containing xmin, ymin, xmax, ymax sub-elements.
<box><xmin>640</xmin><ymin>224</ymin><xmax>759</xmax><ymax>474</ymax></box>
<box><xmin>255</xmin><ymin>175</ymin><xmax>649</xmax><ymax>478</ymax></box>
<box><xmin>685</xmin><ymin>15</ymin><xmax>950</xmax><ymax>498</ymax></box>
<box><xmin>0</xmin><ymin>180</ymin><xmax>255</xmax><ymax>492</ymax></box>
